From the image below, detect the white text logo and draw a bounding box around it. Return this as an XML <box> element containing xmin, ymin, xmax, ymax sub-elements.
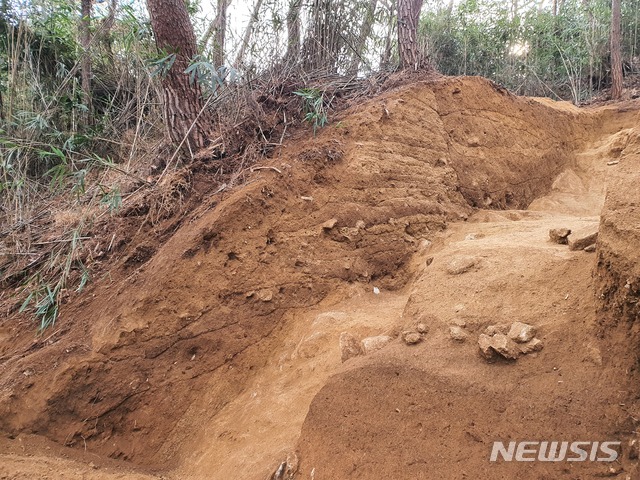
<box><xmin>489</xmin><ymin>441</ymin><xmax>620</xmax><ymax>462</ymax></box>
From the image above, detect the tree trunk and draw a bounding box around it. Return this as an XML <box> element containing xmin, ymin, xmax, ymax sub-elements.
<box><xmin>79</xmin><ymin>0</ymin><xmax>92</xmax><ymax>123</ymax></box>
<box><xmin>285</xmin><ymin>0</ymin><xmax>302</xmax><ymax>63</ymax></box>
<box><xmin>100</xmin><ymin>0</ymin><xmax>117</xmax><ymax>59</ymax></box>
<box><xmin>147</xmin><ymin>0</ymin><xmax>213</xmax><ymax>151</ymax></box>
<box><xmin>213</xmin><ymin>0</ymin><xmax>228</xmax><ymax>67</ymax></box>
<box><xmin>380</xmin><ymin>0</ymin><xmax>396</xmax><ymax>70</ymax></box>
<box><xmin>200</xmin><ymin>0</ymin><xmax>229</xmax><ymax>66</ymax></box>
<box><xmin>348</xmin><ymin>0</ymin><xmax>378</xmax><ymax>74</ymax></box>
<box><xmin>397</xmin><ymin>0</ymin><xmax>424</xmax><ymax>69</ymax></box>
<box><xmin>610</xmin><ymin>0</ymin><xmax>623</xmax><ymax>100</ymax></box>
<box><xmin>234</xmin><ymin>0</ymin><xmax>264</xmax><ymax>67</ymax></box>
<box><xmin>302</xmin><ymin>0</ymin><xmax>343</xmax><ymax>72</ymax></box>
<box><xmin>303</xmin><ymin>0</ymin><xmax>330</xmax><ymax>71</ymax></box>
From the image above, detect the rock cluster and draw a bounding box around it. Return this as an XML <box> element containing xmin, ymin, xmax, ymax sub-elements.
<box><xmin>400</xmin><ymin>316</ymin><xmax>432</xmax><ymax>346</ymax></box>
<box><xmin>567</xmin><ymin>226</ymin><xmax>599</xmax><ymax>251</ymax></box>
<box><xmin>549</xmin><ymin>225</ymin><xmax>598</xmax><ymax>251</ymax></box>
<box><xmin>478</xmin><ymin>321</ymin><xmax>543</xmax><ymax>361</ymax></box>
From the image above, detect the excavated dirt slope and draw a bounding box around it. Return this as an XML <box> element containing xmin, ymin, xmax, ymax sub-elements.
<box><xmin>0</xmin><ymin>77</ymin><xmax>639</xmax><ymax>479</ymax></box>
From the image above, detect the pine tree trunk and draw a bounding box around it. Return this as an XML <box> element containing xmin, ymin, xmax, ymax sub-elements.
<box><xmin>147</xmin><ymin>0</ymin><xmax>213</xmax><ymax>151</ymax></box>
<box><xmin>80</xmin><ymin>0</ymin><xmax>92</xmax><ymax>123</ymax></box>
<box><xmin>285</xmin><ymin>0</ymin><xmax>302</xmax><ymax>63</ymax></box>
<box><xmin>213</xmin><ymin>0</ymin><xmax>228</xmax><ymax>67</ymax></box>
<box><xmin>397</xmin><ymin>0</ymin><xmax>424</xmax><ymax>69</ymax></box>
<box><xmin>610</xmin><ymin>0</ymin><xmax>623</xmax><ymax>100</ymax></box>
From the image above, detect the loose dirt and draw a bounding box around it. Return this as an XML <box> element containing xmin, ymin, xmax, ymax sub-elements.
<box><xmin>1</xmin><ymin>77</ymin><xmax>639</xmax><ymax>479</ymax></box>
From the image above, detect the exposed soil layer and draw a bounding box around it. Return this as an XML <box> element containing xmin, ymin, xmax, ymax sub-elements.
<box><xmin>0</xmin><ymin>77</ymin><xmax>639</xmax><ymax>480</ymax></box>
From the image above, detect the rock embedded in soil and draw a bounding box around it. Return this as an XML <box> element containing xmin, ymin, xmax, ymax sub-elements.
<box><xmin>451</xmin><ymin>318</ymin><xmax>467</xmax><ymax>328</ymax></box>
<box><xmin>416</xmin><ymin>323</ymin><xmax>429</xmax><ymax>334</ymax></box>
<box><xmin>446</xmin><ymin>255</ymin><xmax>479</xmax><ymax>275</ymax></box>
<box><xmin>484</xmin><ymin>324</ymin><xmax>510</xmax><ymax>336</ymax></box>
<box><xmin>489</xmin><ymin>334</ymin><xmax>520</xmax><ymax>360</ymax></box>
<box><xmin>549</xmin><ymin>228</ymin><xmax>571</xmax><ymax>244</ymax></box>
<box><xmin>568</xmin><ymin>225</ymin><xmax>599</xmax><ymax>251</ymax></box>
<box><xmin>584</xmin><ymin>244</ymin><xmax>596</xmax><ymax>252</ymax></box>
<box><xmin>508</xmin><ymin>322</ymin><xmax>537</xmax><ymax>343</ymax></box>
<box><xmin>449</xmin><ymin>326</ymin><xmax>468</xmax><ymax>342</ymax></box>
<box><xmin>321</xmin><ymin>218</ymin><xmax>338</xmax><ymax>230</ymax></box>
<box><xmin>402</xmin><ymin>331</ymin><xmax>423</xmax><ymax>345</ymax></box>
<box><xmin>519</xmin><ymin>338</ymin><xmax>544</xmax><ymax>354</ymax></box>
<box><xmin>361</xmin><ymin>335</ymin><xmax>393</xmax><ymax>355</ymax></box>
<box><xmin>256</xmin><ymin>289</ymin><xmax>274</xmax><ymax>302</ymax></box>
<box><xmin>339</xmin><ymin>332</ymin><xmax>362</xmax><ymax>362</ymax></box>
<box><xmin>478</xmin><ymin>334</ymin><xmax>496</xmax><ymax>360</ymax></box>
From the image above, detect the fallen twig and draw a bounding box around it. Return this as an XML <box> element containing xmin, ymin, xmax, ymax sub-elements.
<box><xmin>250</xmin><ymin>166</ymin><xmax>282</xmax><ymax>174</ymax></box>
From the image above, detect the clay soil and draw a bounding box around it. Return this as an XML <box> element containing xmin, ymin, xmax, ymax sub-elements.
<box><xmin>1</xmin><ymin>76</ymin><xmax>640</xmax><ymax>479</ymax></box>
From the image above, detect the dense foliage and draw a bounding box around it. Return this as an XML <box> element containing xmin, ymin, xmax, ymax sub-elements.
<box><xmin>423</xmin><ymin>0</ymin><xmax>639</xmax><ymax>102</ymax></box>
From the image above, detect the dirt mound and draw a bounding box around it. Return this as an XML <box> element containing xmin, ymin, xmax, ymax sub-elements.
<box><xmin>1</xmin><ymin>77</ymin><xmax>639</xmax><ymax>479</ymax></box>
<box><xmin>293</xmin><ymin>104</ymin><xmax>640</xmax><ymax>479</ymax></box>
<box><xmin>595</xmin><ymin>127</ymin><xmax>640</xmax><ymax>374</ymax></box>
<box><xmin>596</xmin><ymin>128</ymin><xmax>640</xmax><ymax>319</ymax></box>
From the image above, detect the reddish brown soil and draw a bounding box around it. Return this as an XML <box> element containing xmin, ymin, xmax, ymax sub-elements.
<box><xmin>1</xmin><ymin>77</ymin><xmax>639</xmax><ymax>480</ymax></box>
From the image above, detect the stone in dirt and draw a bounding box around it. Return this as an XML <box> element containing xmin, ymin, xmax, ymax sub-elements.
<box><xmin>484</xmin><ymin>324</ymin><xmax>510</xmax><ymax>336</ymax></box>
<box><xmin>321</xmin><ymin>218</ymin><xmax>338</xmax><ymax>230</ymax></box>
<box><xmin>451</xmin><ymin>318</ymin><xmax>467</xmax><ymax>328</ymax></box>
<box><xmin>489</xmin><ymin>334</ymin><xmax>520</xmax><ymax>360</ymax></box>
<box><xmin>339</xmin><ymin>332</ymin><xmax>362</xmax><ymax>362</ymax></box>
<box><xmin>508</xmin><ymin>322</ymin><xmax>537</xmax><ymax>343</ymax></box>
<box><xmin>257</xmin><ymin>289</ymin><xmax>274</xmax><ymax>302</ymax></box>
<box><xmin>549</xmin><ymin>228</ymin><xmax>571</xmax><ymax>244</ymax></box>
<box><xmin>519</xmin><ymin>338</ymin><xmax>544</xmax><ymax>354</ymax></box>
<box><xmin>478</xmin><ymin>334</ymin><xmax>496</xmax><ymax>360</ymax></box>
<box><xmin>446</xmin><ymin>255</ymin><xmax>479</xmax><ymax>275</ymax></box>
<box><xmin>449</xmin><ymin>326</ymin><xmax>468</xmax><ymax>342</ymax></box>
<box><xmin>568</xmin><ymin>225</ymin><xmax>599</xmax><ymax>251</ymax></box>
<box><xmin>584</xmin><ymin>244</ymin><xmax>596</xmax><ymax>252</ymax></box>
<box><xmin>402</xmin><ymin>331</ymin><xmax>423</xmax><ymax>345</ymax></box>
<box><xmin>361</xmin><ymin>335</ymin><xmax>393</xmax><ymax>354</ymax></box>
<box><xmin>416</xmin><ymin>323</ymin><xmax>429</xmax><ymax>334</ymax></box>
